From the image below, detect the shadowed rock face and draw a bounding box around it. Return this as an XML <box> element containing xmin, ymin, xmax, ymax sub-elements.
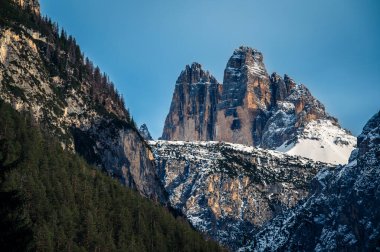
<box><xmin>240</xmin><ymin>111</ymin><xmax>380</xmax><ymax>251</ymax></box>
<box><xmin>162</xmin><ymin>46</ymin><xmax>355</xmax><ymax>163</ymax></box>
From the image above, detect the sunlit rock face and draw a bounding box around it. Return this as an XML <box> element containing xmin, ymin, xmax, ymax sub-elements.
<box><xmin>150</xmin><ymin>140</ymin><xmax>332</xmax><ymax>250</ymax></box>
<box><xmin>162</xmin><ymin>46</ymin><xmax>355</xmax><ymax>164</ymax></box>
<box><xmin>162</xmin><ymin>62</ymin><xmax>221</xmax><ymax>141</ymax></box>
<box><xmin>240</xmin><ymin>111</ymin><xmax>380</xmax><ymax>252</ymax></box>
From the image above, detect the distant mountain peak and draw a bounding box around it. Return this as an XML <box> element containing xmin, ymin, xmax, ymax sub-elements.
<box><xmin>139</xmin><ymin>123</ymin><xmax>153</xmax><ymax>141</ymax></box>
<box><xmin>163</xmin><ymin>46</ymin><xmax>355</xmax><ymax>164</ymax></box>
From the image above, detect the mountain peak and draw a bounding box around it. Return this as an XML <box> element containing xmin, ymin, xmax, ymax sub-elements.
<box><xmin>139</xmin><ymin>123</ymin><xmax>153</xmax><ymax>141</ymax></box>
<box><xmin>163</xmin><ymin>46</ymin><xmax>355</xmax><ymax>162</ymax></box>
<box><xmin>176</xmin><ymin>62</ymin><xmax>219</xmax><ymax>85</ymax></box>
<box><xmin>225</xmin><ymin>46</ymin><xmax>268</xmax><ymax>80</ymax></box>
<box><xmin>234</xmin><ymin>45</ymin><xmax>262</xmax><ymax>56</ymax></box>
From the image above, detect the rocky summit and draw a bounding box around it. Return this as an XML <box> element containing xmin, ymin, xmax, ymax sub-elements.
<box><xmin>162</xmin><ymin>46</ymin><xmax>356</xmax><ymax>164</ymax></box>
<box><xmin>162</xmin><ymin>62</ymin><xmax>221</xmax><ymax>141</ymax></box>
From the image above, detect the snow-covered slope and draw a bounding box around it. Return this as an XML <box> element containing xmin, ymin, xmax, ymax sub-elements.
<box><xmin>149</xmin><ymin>140</ymin><xmax>332</xmax><ymax>250</ymax></box>
<box><xmin>240</xmin><ymin>111</ymin><xmax>380</xmax><ymax>251</ymax></box>
<box><xmin>276</xmin><ymin>119</ymin><xmax>356</xmax><ymax>165</ymax></box>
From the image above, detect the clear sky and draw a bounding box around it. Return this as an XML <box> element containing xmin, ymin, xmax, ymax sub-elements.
<box><xmin>40</xmin><ymin>0</ymin><xmax>380</xmax><ymax>138</ymax></box>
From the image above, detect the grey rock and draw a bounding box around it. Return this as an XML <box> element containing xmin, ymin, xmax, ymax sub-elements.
<box><xmin>161</xmin><ymin>46</ymin><xmax>354</xmax><ymax>161</ymax></box>
<box><xmin>150</xmin><ymin>140</ymin><xmax>333</xmax><ymax>250</ymax></box>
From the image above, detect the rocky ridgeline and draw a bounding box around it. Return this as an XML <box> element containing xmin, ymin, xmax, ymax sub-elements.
<box><xmin>150</xmin><ymin>140</ymin><xmax>333</xmax><ymax>250</ymax></box>
<box><xmin>240</xmin><ymin>111</ymin><xmax>380</xmax><ymax>251</ymax></box>
<box><xmin>162</xmin><ymin>46</ymin><xmax>355</xmax><ymax>164</ymax></box>
<box><xmin>0</xmin><ymin>3</ymin><xmax>164</xmax><ymax>200</ymax></box>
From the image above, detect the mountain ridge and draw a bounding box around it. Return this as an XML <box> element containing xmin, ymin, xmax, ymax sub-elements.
<box><xmin>162</xmin><ymin>46</ymin><xmax>356</xmax><ymax>164</ymax></box>
<box><xmin>150</xmin><ymin>140</ymin><xmax>334</xmax><ymax>250</ymax></box>
<box><xmin>240</xmin><ymin>110</ymin><xmax>380</xmax><ymax>251</ymax></box>
<box><xmin>0</xmin><ymin>0</ymin><xmax>165</xmax><ymax>201</ymax></box>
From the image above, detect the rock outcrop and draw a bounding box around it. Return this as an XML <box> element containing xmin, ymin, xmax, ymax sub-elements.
<box><xmin>0</xmin><ymin>13</ymin><xmax>165</xmax><ymax>200</ymax></box>
<box><xmin>150</xmin><ymin>140</ymin><xmax>333</xmax><ymax>250</ymax></box>
<box><xmin>162</xmin><ymin>63</ymin><xmax>221</xmax><ymax>141</ymax></box>
<box><xmin>162</xmin><ymin>46</ymin><xmax>355</xmax><ymax>164</ymax></box>
<box><xmin>139</xmin><ymin>123</ymin><xmax>153</xmax><ymax>140</ymax></box>
<box><xmin>241</xmin><ymin>111</ymin><xmax>380</xmax><ymax>251</ymax></box>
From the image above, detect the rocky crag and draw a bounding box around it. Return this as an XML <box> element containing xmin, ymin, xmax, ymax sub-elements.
<box><xmin>162</xmin><ymin>47</ymin><xmax>355</xmax><ymax>164</ymax></box>
<box><xmin>150</xmin><ymin>140</ymin><xmax>333</xmax><ymax>250</ymax></box>
<box><xmin>0</xmin><ymin>0</ymin><xmax>165</xmax><ymax>200</ymax></box>
<box><xmin>139</xmin><ymin>123</ymin><xmax>153</xmax><ymax>141</ymax></box>
<box><xmin>241</xmin><ymin>111</ymin><xmax>380</xmax><ymax>251</ymax></box>
<box><xmin>162</xmin><ymin>63</ymin><xmax>221</xmax><ymax>141</ymax></box>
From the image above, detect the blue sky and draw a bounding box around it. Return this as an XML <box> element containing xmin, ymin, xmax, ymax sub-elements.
<box><xmin>40</xmin><ymin>0</ymin><xmax>380</xmax><ymax>138</ymax></box>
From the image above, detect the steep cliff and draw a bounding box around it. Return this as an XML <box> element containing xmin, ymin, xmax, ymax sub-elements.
<box><xmin>162</xmin><ymin>46</ymin><xmax>355</xmax><ymax>164</ymax></box>
<box><xmin>162</xmin><ymin>62</ymin><xmax>221</xmax><ymax>141</ymax></box>
<box><xmin>150</xmin><ymin>140</ymin><xmax>332</xmax><ymax>250</ymax></box>
<box><xmin>0</xmin><ymin>0</ymin><xmax>165</xmax><ymax>200</ymax></box>
<box><xmin>241</xmin><ymin>111</ymin><xmax>380</xmax><ymax>251</ymax></box>
<box><xmin>216</xmin><ymin>46</ymin><xmax>271</xmax><ymax>146</ymax></box>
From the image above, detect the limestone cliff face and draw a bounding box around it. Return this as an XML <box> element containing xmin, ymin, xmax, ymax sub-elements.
<box><xmin>150</xmin><ymin>140</ymin><xmax>332</xmax><ymax>250</ymax></box>
<box><xmin>162</xmin><ymin>46</ymin><xmax>355</xmax><ymax>163</ymax></box>
<box><xmin>0</xmin><ymin>22</ymin><xmax>164</xmax><ymax>200</ymax></box>
<box><xmin>162</xmin><ymin>63</ymin><xmax>221</xmax><ymax>141</ymax></box>
<box><xmin>216</xmin><ymin>46</ymin><xmax>271</xmax><ymax>145</ymax></box>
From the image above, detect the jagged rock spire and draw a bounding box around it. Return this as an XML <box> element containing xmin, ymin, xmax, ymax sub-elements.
<box><xmin>176</xmin><ymin>62</ymin><xmax>218</xmax><ymax>85</ymax></box>
<box><xmin>162</xmin><ymin>63</ymin><xmax>221</xmax><ymax>141</ymax></box>
<box><xmin>161</xmin><ymin>46</ymin><xmax>355</xmax><ymax>163</ymax></box>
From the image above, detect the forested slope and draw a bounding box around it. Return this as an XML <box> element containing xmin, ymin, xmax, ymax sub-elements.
<box><xmin>0</xmin><ymin>100</ymin><xmax>223</xmax><ymax>251</ymax></box>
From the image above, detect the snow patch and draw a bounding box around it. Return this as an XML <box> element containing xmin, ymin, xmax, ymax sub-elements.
<box><xmin>276</xmin><ymin>120</ymin><xmax>356</xmax><ymax>165</ymax></box>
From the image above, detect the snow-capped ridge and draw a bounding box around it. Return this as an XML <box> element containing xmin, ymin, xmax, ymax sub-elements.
<box><xmin>150</xmin><ymin>139</ymin><xmax>332</xmax><ymax>250</ymax></box>
<box><xmin>276</xmin><ymin>119</ymin><xmax>356</xmax><ymax>165</ymax></box>
<box><xmin>240</xmin><ymin>111</ymin><xmax>380</xmax><ymax>251</ymax></box>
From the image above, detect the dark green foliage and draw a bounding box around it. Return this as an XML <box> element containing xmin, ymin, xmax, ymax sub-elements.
<box><xmin>0</xmin><ymin>101</ymin><xmax>223</xmax><ymax>251</ymax></box>
<box><xmin>0</xmin><ymin>101</ymin><xmax>34</xmax><ymax>251</ymax></box>
<box><xmin>0</xmin><ymin>190</ymin><xmax>33</xmax><ymax>251</ymax></box>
